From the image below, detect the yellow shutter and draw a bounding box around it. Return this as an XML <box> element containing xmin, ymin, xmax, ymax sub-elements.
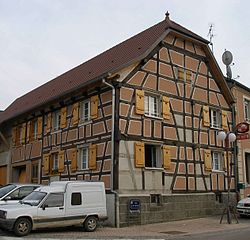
<box><xmin>135</xmin><ymin>90</ymin><xmax>144</xmax><ymax>115</ymax></box>
<box><xmin>47</xmin><ymin>113</ymin><xmax>52</xmax><ymax>133</ymax></box>
<box><xmin>134</xmin><ymin>141</ymin><xmax>145</xmax><ymax>167</ymax></box>
<box><xmin>26</xmin><ymin>121</ymin><xmax>31</xmax><ymax>143</ymax></box>
<box><xmin>12</xmin><ymin>127</ymin><xmax>17</xmax><ymax>146</ymax></box>
<box><xmin>89</xmin><ymin>144</ymin><xmax>97</xmax><ymax>170</ymax></box>
<box><xmin>221</xmin><ymin>110</ymin><xmax>228</xmax><ymax>130</ymax></box>
<box><xmin>70</xmin><ymin>148</ymin><xmax>78</xmax><ymax>172</ymax></box>
<box><xmin>186</xmin><ymin>70</ymin><xmax>192</xmax><ymax>81</ymax></box>
<box><xmin>37</xmin><ymin>117</ymin><xmax>43</xmax><ymax>139</ymax></box>
<box><xmin>72</xmin><ymin>103</ymin><xmax>79</xmax><ymax>126</ymax></box>
<box><xmin>223</xmin><ymin>151</ymin><xmax>231</xmax><ymax>173</ymax></box>
<box><xmin>21</xmin><ymin>123</ymin><xmax>26</xmax><ymax>144</ymax></box>
<box><xmin>162</xmin><ymin>96</ymin><xmax>170</xmax><ymax>120</ymax></box>
<box><xmin>204</xmin><ymin>149</ymin><xmax>212</xmax><ymax>171</ymax></box>
<box><xmin>91</xmin><ymin>95</ymin><xmax>98</xmax><ymax>119</ymax></box>
<box><xmin>203</xmin><ymin>106</ymin><xmax>210</xmax><ymax>127</ymax></box>
<box><xmin>60</xmin><ymin>107</ymin><xmax>67</xmax><ymax>129</ymax></box>
<box><xmin>43</xmin><ymin>153</ymin><xmax>50</xmax><ymax>175</ymax></box>
<box><xmin>163</xmin><ymin>145</ymin><xmax>171</xmax><ymax>170</ymax></box>
<box><xmin>58</xmin><ymin>150</ymin><xmax>65</xmax><ymax>173</ymax></box>
<box><xmin>178</xmin><ymin>68</ymin><xmax>185</xmax><ymax>80</ymax></box>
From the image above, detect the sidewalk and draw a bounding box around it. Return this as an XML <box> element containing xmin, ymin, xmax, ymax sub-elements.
<box><xmin>2</xmin><ymin>215</ymin><xmax>250</xmax><ymax>239</ymax></box>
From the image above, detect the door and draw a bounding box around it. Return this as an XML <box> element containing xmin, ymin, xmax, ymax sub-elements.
<box><xmin>0</xmin><ymin>166</ymin><xmax>7</xmax><ymax>186</ymax></box>
<box><xmin>36</xmin><ymin>192</ymin><xmax>65</xmax><ymax>228</ymax></box>
<box><xmin>18</xmin><ymin>167</ymin><xmax>26</xmax><ymax>183</ymax></box>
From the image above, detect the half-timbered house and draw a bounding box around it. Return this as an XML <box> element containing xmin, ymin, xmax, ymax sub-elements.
<box><xmin>0</xmin><ymin>13</ymin><xmax>236</xmax><ymax>226</ymax></box>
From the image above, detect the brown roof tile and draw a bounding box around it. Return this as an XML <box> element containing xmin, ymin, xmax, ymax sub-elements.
<box><xmin>0</xmin><ymin>16</ymin><xmax>210</xmax><ymax>124</ymax></box>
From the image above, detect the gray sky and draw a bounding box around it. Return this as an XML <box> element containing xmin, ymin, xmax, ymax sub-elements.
<box><xmin>0</xmin><ymin>0</ymin><xmax>249</xmax><ymax>110</ymax></box>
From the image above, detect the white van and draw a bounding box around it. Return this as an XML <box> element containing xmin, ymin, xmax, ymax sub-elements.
<box><xmin>0</xmin><ymin>181</ymin><xmax>107</xmax><ymax>236</ymax></box>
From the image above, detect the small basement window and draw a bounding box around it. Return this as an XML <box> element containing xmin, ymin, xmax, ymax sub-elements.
<box><xmin>150</xmin><ymin>194</ymin><xmax>161</xmax><ymax>205</ymax></box>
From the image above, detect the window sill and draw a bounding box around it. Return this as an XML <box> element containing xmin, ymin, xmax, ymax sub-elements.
<box><xmin>51</xmin><ymin>129</ymin><xmax>62</xmax><ymax>134</ymax></box>
<box><xmin>78</xmin><ymin>120</ymin><xmax>92</xmax><ymax>126</ymax></box>
<box><xmin>145</xmin><ymin>167</ymin><xmax>163</xmax><ymax>171</ymax></box>
<box><xmin>144</xmin><ymin>114</ymin><xmax>163</xmax><ymax>120</ymax></box>
<box><xmin>210</xmin><ymin>126</ymin><xmax>223</xmax><ymax>130</ymax></box>
<box><xmin>212</xmin><ymin>170</ymin><xmax>225</xmax><ymax>173</ymax></box>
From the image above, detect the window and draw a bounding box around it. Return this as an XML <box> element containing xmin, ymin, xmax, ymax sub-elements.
<box><xmin>53</xmin><ymin>110</ymin><xmax>61</xmax><ymax>131</ymax></box>
<box><xmin>212</xmin><ymin>152</ymin><xmax>223</xmax><ymax>171</ymax></box>
<box><xmin>33</xmin><ymin>119</ymin><xmax>38</xmax><ymax>140</ymax></box>
<box><xmin>31</xmin><ymin>163</ymin><xmax>38</xmax><ymax>183</ymax></box>
<box><xmin>80</xmin><ymin>100</ymin><xmax>90</xmax><ymax>122</ymax></box>
<box><xmin>145</xmin><ymin>144</ymin><xmax>162</xmax><ymax>168</ymax></box>
<box><xmin>245</xmin><ymin>153</ymin><xmax>250</xmax><ymax>184</ymax></box>
<box><xmin>52</xmin><ymin>153</ymin><xmax>59</xmax><ymax>171</ymax></box>
<box><xmin>79</xmin><ymin>147</ymin><xmax>88</xmax><ymax>170</ymax></box>
<box><xmin>18</xmin><ymin>125</ymin><xmax>22</xmax><ymax>145</ymax></box>
<box><xmin>43</xmin><ymin>193</ymin><xmax>64</xmax><ymax>207</ymax></box>
<box><xmin>150</xmin><ymin>194</ymin><xmax>161</xmax><ymax>205</ymax></box>
<box><xmin>71</xmin><ymin>192</ymin><xmax>82</xmax><ymax>205</ymax></box>
<box><xmin>144</xmin><ymin>94</ymin><xmax>160</xmax><ymax>117</ymax></box>
<box><xmin>244</xmin><ymin>99</ymin><xmax>250</xmax><ymax>121</ymax></box>
<box><xmin>210</xmin><ymin>109</ymin><xmax>221</xmax><ymax>128</ymax></box>
<box><xmin>8</xmin><ymin>186</ymin><xmax>37</xmax><ymax>200</ymax></box>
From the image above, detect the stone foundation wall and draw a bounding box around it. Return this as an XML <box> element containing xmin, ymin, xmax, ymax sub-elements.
<box><xmin>118</xmin><ymin>193</ymin><xmax>236</xmax><ymax>227</ymax></box>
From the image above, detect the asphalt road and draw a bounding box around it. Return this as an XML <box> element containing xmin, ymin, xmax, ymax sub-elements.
<box><xmin>171</xmin><ymin>228</ymin><xmax>250</xmax><ymax>240</ymax></box>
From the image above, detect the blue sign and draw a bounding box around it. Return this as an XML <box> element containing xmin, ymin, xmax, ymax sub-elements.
<box><xmin>129</xmin><ymin>199</ymin><xmax>140</xmax><ymax>211</ymax></box>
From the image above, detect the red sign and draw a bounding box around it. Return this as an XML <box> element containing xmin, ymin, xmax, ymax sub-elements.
<box><xmin>236</xmin><ymin>133</ymin><xmax>249</xmax><ymax>140</ymax></box>
<box><xmin>236</xmin><ymin>122</ymin><xmax>249</xmax><ymax>134</ymax></box>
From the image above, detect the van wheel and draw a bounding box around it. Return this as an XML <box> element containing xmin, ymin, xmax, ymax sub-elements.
<box><xmin>13</xmin><ymin>218</ymin><xmax>32</xmax><ymax>237</ymax></box>
<box><xmin>84</xmin><ymin>216</ymin><xmax>97</xmax><ymax>232</ymax></box>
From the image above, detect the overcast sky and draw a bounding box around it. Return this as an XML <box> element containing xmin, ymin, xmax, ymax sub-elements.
<box><xmin>0</xmin><ymin>0</ymin><xmax>249</xmax><ymax>110</ymax></box>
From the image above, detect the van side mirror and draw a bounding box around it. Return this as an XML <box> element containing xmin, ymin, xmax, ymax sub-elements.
<box><xmin>4</xmin><ymin>196</ymin><xmax>11</xmax><ymax>201</ymax></box>
<box><xmin>42</xmin><ymin>204</ymin><xmax>48</xmax><ymax>210</ymax></box>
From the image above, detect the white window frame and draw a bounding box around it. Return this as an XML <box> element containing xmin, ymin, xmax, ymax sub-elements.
<box><xmin>210</xmin><ymin>109</ymin><xmax>221</xmax><ymax>129</ymax></box>
<box><xmin>52</xmin><ymin>153</ymin><xmax>59</xmax><ymax>171</ymax></box>
<box><xmin>78</xmin><ymin>147</ymin><xmax>89</xmax><ymax>170</ymax></box>
<box><xmin>244</xmin><ymin>98</ymin><xmax>250</xmax><ymax>122</ymax></box>
<box><xmin>212</xmin><ymin>151</ymin><xmax>223</xmax><ymax>171</ymax></box>
<box><xmin>144</xmin><ymin>143</ymin><xmax>162</xmax><ymax>168</ymax></box>
<box><xmin>144</xmin><ymin>94</ymin><xmax>160</xmax><ymax>118</ymax></box>
<box><xmin>80</xmin><ymin>100</ymin><xmax>90</xmax><ymax>122</ymax></box>
<box><xmin>53</xmin><ymin>110</ymin><xmax>61</xmax><ymax>131</ymax></box>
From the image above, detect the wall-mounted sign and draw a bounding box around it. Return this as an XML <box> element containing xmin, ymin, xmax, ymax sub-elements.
<box><xmin>236</xmin><ymin>122</ymin><xmax>249</xmax><ymax>134</ymax></box>
<box><xmin>128</xmin><ymin>199</ymin><xmax>140</xmax><ymax>212</ymax></box>
<box><xmin>236</xmin><ymin>133</ymin><xmax>249</xmax><ymax>140</ymax></box>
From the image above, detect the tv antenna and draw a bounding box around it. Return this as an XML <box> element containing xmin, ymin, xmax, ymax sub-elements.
<box><xmin>207</xmin><ymin>24</ymin><xmax>215</xmax><ymax>53</ymax></box>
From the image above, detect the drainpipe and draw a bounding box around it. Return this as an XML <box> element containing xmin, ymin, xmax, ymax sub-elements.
<box><xmin>232</xmin><ymin>105</ymin><xmax>239</xmax><ymax>199</ymax></box>
<box><xmin>102</xmin><ymin>78</ymin><xmax>120</xmax><ymax>228</ymax></box>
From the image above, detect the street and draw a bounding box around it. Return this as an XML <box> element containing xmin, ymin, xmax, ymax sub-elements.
<box><xmin>0</xmin><ymin>216</ymin><xmax>250</xmax><ymax>239</ymax></box>
<box><xmin>171</xmin><ymin>228</ymin><xmax>250</xmax><ymax>240</ymax></box>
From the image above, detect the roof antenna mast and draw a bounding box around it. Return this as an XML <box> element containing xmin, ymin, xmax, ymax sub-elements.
<box><xmin>207</xmin><ymin>24</ymin><xmax>215</xmax><ymax>53</ymax></box>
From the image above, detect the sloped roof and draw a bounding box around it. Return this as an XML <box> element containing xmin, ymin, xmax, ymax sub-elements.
<box><xmin>0</xmin><ymin>14</ymin><xmax>233</xmax><ymax>124</ymax></box>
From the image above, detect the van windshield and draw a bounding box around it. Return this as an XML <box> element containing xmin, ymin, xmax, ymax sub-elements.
<box><xmin>0</xmin><ymin>184</ymin><xmax>16</xmax><ymax>198</ymax></box>
<box><xmin>21</xmin><ymin>191</ymin><xmax>47</xmax><ymax>206</ymax></box>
